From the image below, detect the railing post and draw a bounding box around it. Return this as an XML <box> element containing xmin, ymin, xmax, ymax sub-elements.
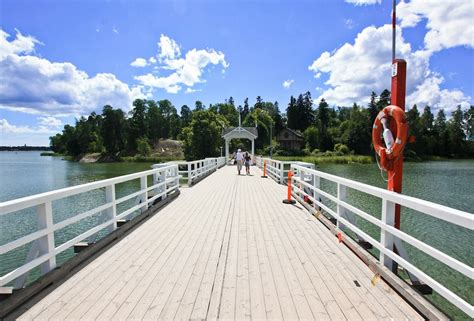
<box><xmin>160</xmin><ymin>168</ymin><xmax>167</xmax><ymax>200</ymax></box>
<box><xmin>140</xmin><ymin>176</ymin><xmax>148</xmax><ymax>212</ymax></box>
<box><xmin>381</xmin><ymin>198</ymin><xmax>395</xmax><ymax>271</ymax></box>
<box><xmin>37</xmin><ymin>202</ymin><xmax>56</xmax><ymax>274</ymax></box>
<box><xmin>188</xmin><ymin>163</ymin><xmax>192</xmax><ymax>186</ymax></box>
<box><xmin>336</xmin><ymin>184</ymin><xmax>346</xmax><ymax>229</ymax></box>
<box><xmin>105</xmin><ymin>184</ymin><xmax>117</xmax><ymax>232</ymax></box>
<box><xmin>280</xmin><ymin>162</ymin><xmax>284</xmax><ymax>184</ymax></box>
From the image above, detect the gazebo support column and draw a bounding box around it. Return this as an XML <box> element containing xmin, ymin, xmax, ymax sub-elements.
<box><xmin>225</xmin><ymin>138</ymin><xmax>230</xmax><ymax>162</ymax></box>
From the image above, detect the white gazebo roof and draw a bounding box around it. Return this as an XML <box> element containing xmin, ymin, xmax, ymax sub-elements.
<box><xmin>222</xmin><ymin>126</ymin><xmax>258</xmax><ymax>140</ymax></box>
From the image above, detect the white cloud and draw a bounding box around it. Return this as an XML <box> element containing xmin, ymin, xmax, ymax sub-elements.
<box><xmin>344</xmin><ymin>19</ymin><xmax>356</xmax><ymax>30</ymax></box>
<box><xmin>130</xmin><ymin>58</ymin><xmax>148</xmax><ymax>67</ymax></box>
<box><xmin>134</xmin><ymin>34</ymin><xmax>229</xmax><ymax>94</ymax></box>
<box><xmin>185</xmin><ymin>88</ymin><xmax>201</xmax><ymax>94</ymax></box>
<box><xmin>0</xmin><ymin>119</ymin><xmax>54</xmax><ymax>134</ymax></box>
<box><xmin>308</xmin><ymin>24</ymin><xmax>471</xmax><ymax>113</ymax></box>
<box><xmin>157</xmin><ymin>34</ymin><xmax>181</xmax><ymax>61</ymax></box>
<box><xmin>0</xmin><ymin>29</ymin><xmax>144</xmax><ymax>116</ymax></box>
<box><xmin>397</xmin><ymin>0</ymin><xmax>474</xmax><ymax>53</ymax></box>
<box><xmin>282</xmin><ymin>79</ymin><xmax>294</xmax><ymax>89</ymax></box>
<box><xmin>0</xmin><ymin>29</ymin><xmax>41</xmax><ymax>59</ymax></box>
<box><xmin>148</xmin><ymin>57</ymin><xmax>157</xmax><ymax>64</ymax></box>
<box><xmin>38</xmin><ymin>116</ymin><xmax>62</xmax><ymax>127</ymax></box>
<box><xmin>345</xmin><ymin>0</ymin><xmax>381</xmax><ymax>6</ymax></box>
<box><xmin>112</xmin><ymin>27</ymin><xmax>119</xmax><ymax>34</ymax></box>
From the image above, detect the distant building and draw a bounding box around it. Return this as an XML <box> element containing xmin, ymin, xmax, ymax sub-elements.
<box><xmin>276</xmin><ymin>128</ymin><xmax>304</xmax><ymax>150</ymax></box>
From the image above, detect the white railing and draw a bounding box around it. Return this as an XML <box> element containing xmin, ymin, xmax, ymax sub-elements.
<box><xmin>0</xmin><ymin>164</ymin><xmax>180</xmax><ymax>289</ymax></box>
<box><xmin>290</xmin><ymin>164</ymin><xmax>474</xmax><ymax>318</ymax></box>
<box><xmin>217</xmin><ymin>156</ymin><xmax>226</xmax><ymax>168</ymax></box>
<box><xmin>255</xmin><ymin>156</ymin><xmax>313</xmax><ymax>184</ymax></box>
<box><xmin>175</xmin><ymin>157</ymin><xmax>226</xmax><ymax>186</ymax></box>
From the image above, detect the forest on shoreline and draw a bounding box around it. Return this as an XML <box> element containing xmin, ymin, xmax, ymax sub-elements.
<box><xmin>49</xmin><ymin>89</ymin><xmax>474</xmax><ymax>161</ymax></box>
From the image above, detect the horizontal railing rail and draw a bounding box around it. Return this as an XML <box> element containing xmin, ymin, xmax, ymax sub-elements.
<box><xmin>0</xmin><ymin>164</ymin><xmax>180</xmax><ymax>288</ymax></box>
<box><xmin>290</xmin><ymin>164</ymin><xmax>474</xmax><ymax>318</ymax></box>
<box><xmin>254</xmin><ymin>156</ymin><xmax>314</xmax><ymax>184</ymax></box>
<box><xmin>175</xmin><ymin>157</ymin><xmax>226</xmax><ymax>186</ymax></box>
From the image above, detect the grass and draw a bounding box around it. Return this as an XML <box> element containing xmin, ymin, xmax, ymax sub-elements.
<box><xmin>40</xmin><ymin>152</ymin><xmax>62</xmax><ymax>156</ymax></box>
<box><xmin>274</xmin><ymin>155</ymin><xmax>373</xmax><ymax>165</ymax></box>
<box><xmin>120</xmin><ymin>155</ymin><xmax>184</xmax><ymax>163</ymax></box>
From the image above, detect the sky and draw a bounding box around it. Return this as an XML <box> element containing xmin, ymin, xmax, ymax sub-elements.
<box><xmin>0</xmin><ymin>0</ymin><xmax>473</xmax><ymax>146</ymax></box>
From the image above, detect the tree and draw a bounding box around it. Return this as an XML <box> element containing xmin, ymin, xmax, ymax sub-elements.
<box><xmin>377</xmin><ymin>89</ymin><xmax>391</xmax><ymax>111</ymax></box>
<box><xmin>101</xmin><ymin>105</ymin><xmax>127</xmax><ymax>155</ymax></box>
<box><xmin>286</xmin><ymin>92</ymin><xmax>314</xmax><ymax>132</ymax></box>
<box><xmin>182</xmin><ymin>110</ymin><xmax>226</xmax><ymax>160</ymax></box>
<box><xmin>340</xmin><ymin>104</ymin><xmax>371</xmax><ymax>154</ymax></box>
<box><xmin>49</xmin><ymin>133</ymin><xmax>65</xmax><ymax>153</ymax></box>
<box><xmin>243</xmin><ymin>108</ymin><xmax>272</xmax><ymax>150</ymax></box>
<box><xmin>128</xmin><ymin>99</ymin><xmax>148</xmax><ymax>151</ymax></box>
<box><xmin>195</xmin><ymin>100</ymin><xmax>205</xmax><ymax>111</ymax></box>
<box><xmin>406</xmin><ymin>104</ymin><xmax>423</xmax><ymax>155</ymax></box>
<box><xmin>242</xmin><ymin>98</ymin><xmax>250</xmax><ymax>120</ymax></box>
<box><xmin>304</xmin><ymin>126</ymin><xmax>318</xmax><ymax>151</ymax></box>
<box><xmin>368</xmin><ymin>91</ymin><xmax>378</xmax><ymax>125</ymax></box>
<box><xmin>419</xmin><ymin>106</ymin><xmax>435</xmax><ymax>154</ymax></box>
<box><xmin>136</xmin><ymin>137</ymin><xmax>152</xmax><ymax>156</ymax></box>
<box><xmin>315</xmin><ymin>98</ymin><xmax>333</xmax><ymax>151</ymax></box>
<box><xmin>180</xmin><ymin>105</ymin><xmax>192</xmax><ymax>128</ymax></box>
<box><xmin>447</xmin><ymin>106</ymin><xmax>465</xmax><ymax>155</ymax></box>
<box><xmin>254</xmin><ymin>96</ymin><xmax>264</xmax><ymax>110</ymax></box>
<box><xmin>217</xmin><ymin>103</ymin><xmax>239</xmax><ymax>126</ymax></box>
<box><xmin>147</xmin><ymin>100</ymin><xmax>162</xmax><ymax>141</ymax></box>
<box><xmin>433</xmin><ymin>109</ymin><xmax>448</xmax><ymax>156</ymax></box>
<box><xmin>286</xmin><ymin>96</ymin><xmax>297</xmax><ymax>129</ymax></box>
<box><xmin>463</xmin><ymin>106</ymin><xmax>473</xmax><ymax>141</ymax></box>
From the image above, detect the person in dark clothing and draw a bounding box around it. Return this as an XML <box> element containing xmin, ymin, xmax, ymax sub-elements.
<box><xmin>244</xmin><ymin>152</ymin><xmax>251</xmax><ymax>175</ymax></box>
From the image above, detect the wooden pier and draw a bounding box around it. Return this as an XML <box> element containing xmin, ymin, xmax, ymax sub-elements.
<box><xmin>15</xmin><ymin>166</ymin><xmax>424</xmax><ymax>320</ymax></box>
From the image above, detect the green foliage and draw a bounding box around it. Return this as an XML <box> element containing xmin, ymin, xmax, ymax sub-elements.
<box><xmin>48</xmin><ymin>93</ymin><xmax>473</xmax><ymax>161</ymax></box>
<box><xmin>243</xmin><ymin>108</ymin><xmax>273</xmax><ymax>150</ymax></box>
<box><xmin>136</xmin><ymin>137</ymin><xmax>152</xmax><ymax>157</ymax></box>
<box><xmin>275</xmin><ymin>155</ymin><xmax>373</xmax><ymax>165</ymax></box>
<box><xmin>334</xmin><ymin>143</ymin><xmax>350</xmax><ymax>155</ymax></box>
<box><xmin>181</xmin><ymin>110</ymin><xmax>227</xmax><ymax>160</ymax></box>
<box><xmin>304</xmin><ymin>126</ymin><xmax>318</xmax><ymax>151</ymax></box>
<box><xmin>286</xmin><ymin>92</ymin><xmax>314</xmax><ymax>132</ymax></box>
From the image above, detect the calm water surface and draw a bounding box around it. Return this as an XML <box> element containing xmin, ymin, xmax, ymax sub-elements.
<box><xmin>0</xmin><ymin>152</ymin><xmax>472</xmax><ymax>319</ymax></box>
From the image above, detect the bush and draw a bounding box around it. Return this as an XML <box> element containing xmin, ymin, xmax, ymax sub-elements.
<box><xmin>334</xmin><ymin>143</ymin><xmax>350</xmax><ymax>155</ymax></box>
<box><xmin>136</xmin><ymin>137</ymin><xmax>152</xmax><ymax>157</ymax></box>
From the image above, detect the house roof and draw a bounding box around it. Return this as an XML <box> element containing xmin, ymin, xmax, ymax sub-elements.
<box><xmin>282</xmin><ymin>128</ymin><xmax>304</xmax><ymax>138</ymax></box>
<box><xmin>222</xmin><ymin>127</ymin><xmax>258</xmax><ymax>138</ymax></box>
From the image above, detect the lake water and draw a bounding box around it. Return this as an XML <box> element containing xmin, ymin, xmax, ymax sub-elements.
<box><xmin>0</xmin><ymin>152</ymin><xmax>472</xmax><ymax>319</ymax></box>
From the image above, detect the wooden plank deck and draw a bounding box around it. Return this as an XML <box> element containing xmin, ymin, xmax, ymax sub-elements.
<box><xmin>17</xmin><ymin>165</ymin><xmax>423</xmax><ymax>320</ymax></box>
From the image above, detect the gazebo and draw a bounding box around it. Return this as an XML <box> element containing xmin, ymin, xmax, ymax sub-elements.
<box><xmin>221</xmin><ymin>116</ymin><xmax>258</xmax><ymax>160</ymax></box>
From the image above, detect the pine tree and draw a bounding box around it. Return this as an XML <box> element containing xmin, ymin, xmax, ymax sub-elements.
<box><xmin>368</xmin><ymin>91</ymin><xmax>378</xmax><ymax>125</ymax></box>
<box><xmin>242</xmin><ymin>98</ymin><xmax>250</xmax><ymax>120</ymax></box>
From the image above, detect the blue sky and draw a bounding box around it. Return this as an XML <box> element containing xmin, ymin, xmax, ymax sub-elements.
<box><xmin>0</xmin><ymin>0</ymin><xmax>473</xmax><ymax>145</ymax></box>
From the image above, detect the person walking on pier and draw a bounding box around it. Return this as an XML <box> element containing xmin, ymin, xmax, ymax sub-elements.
<box><xmin>244</xmin><ymin>152</ymin><xmax>251</xmax><ymax>175</ymax></box>
<box><xmin>235</xmin><ymin>149</ymin><xmax>244</xmax><ymax>175</ymax></box>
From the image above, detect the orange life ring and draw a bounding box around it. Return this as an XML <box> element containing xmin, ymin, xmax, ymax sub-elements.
<box><xmin>372</xmin><ymin>105</ymin><xmax>408</xmax><ymax>170</ymax></box>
